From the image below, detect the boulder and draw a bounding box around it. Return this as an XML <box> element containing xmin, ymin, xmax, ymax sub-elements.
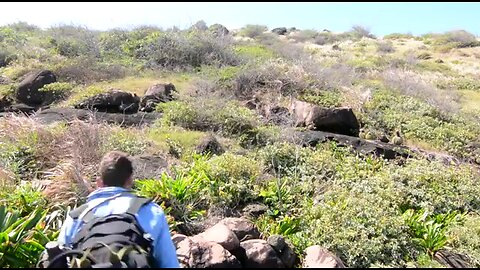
<box><xmin>267</xmin><ymin>235</ymin><xmax>296</xmax><ymax>268</ymax></box>
<box><xmin>219</xmin><ymin>217</ymin><xmax>261</xmax><ymax>242</ymax></box>
<box><xmin>139</xmin><ymin>83</ymin><xmax>176</xmax><ymax>112</ymax></box>
<box><xmin>197</xmin><ymin>223</ymin><xmax>240</xmax><ymax>252</ymax></box>
<box><xmin>279</xmin><ymin>242</ymin><xmax>296</xmax><ymax>268</ymax></box>
<box><xmin>285</xmin><ymin>129</ymin><xmax>413</xmax><ymax>160</ymax></box>
<box><xmin>32</xmin><ymin>108</ymin><xmax>161</xmax><ymax>127</ymax></box>
<box><xmin>130</xmin><ymin>154</ymin><xmax>169</xmax><ymax>180</ymax></box>
<box><xmin>242</xmin><ymin>203</ymin><xmax>268</xmax><ymax>218</ymax></box>
<box><xmin>267</xmin><ymin>235</ymin><xmax>286</xmax><ymax>253</ymax></box>
<box><xmin>171</xmin><ymin>233</ymin><xmax>188</xmax><ymax>248</ymax></box>
<box><xmin>74</xmin><ymin>89</ymin><xmax>140</xmax><ymax>114</ymax></box>
<box><xmin>209</xmin><ymin>24</ymin><xmax>230</xmax><ymax>37</ymax></box>
<box><xmin>289</xmin><ymin>99</ymin><xmax>360</xmax><ymax>136</ymax></box>
<box><xmin>6</xmin><ymin>103</ymin><xmax>37</xmax><ymax>114</ymax></box>
<box><xmin>16</xmin><ymin>70</ymin><xmax>56</xmax><ymax>106</ymax></box>
<box><xmin>302</xmin><ymin>245</ymin><xmax>345</xmax><ymax>268</ymax></box>
<box><xmin>272</xmin><ymin>27</ymin><xmax>288</xmax><ymax>35</ymax></box>
<box><xmin>176</xmin><ymin>237</ymin><xmax>242</xmax><ymax>268</ymax></box>
<box><xmin>195</xmin><ymin>134</ymin><xmax>224</xmax><ymax>156</ymax></box>
<box><xmin>240</xmin><ymin>239</ymin><xmax>285</xmax><ymax>268</ymax></box>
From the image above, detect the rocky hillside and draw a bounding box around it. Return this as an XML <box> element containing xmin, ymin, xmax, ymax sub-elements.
<box><xmin>1</xmin><ymin>21</ymin><xmax>480</xmax><ymax>268</ymax></box>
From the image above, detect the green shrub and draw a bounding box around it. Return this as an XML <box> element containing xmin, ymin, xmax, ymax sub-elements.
<box><xmin>448</xmin><ymin>214</ymin><xmax>480</xmax><ymax>266</ymax></box>
<box><xmin>159</xmin><ymin>100</ymin><xmax>261</xmax><ymax>138</ymax></box>
<box><xmin>123</xmin><ymin>31</ymin><xmax>239</xmax><ymax>70</ymax></box>
<box><xmin>313</xmin><ymin>32</ymin><xmax>340</xmax><ymax>45</ymax></box>
<box><xmin>135</xmin><ymin>171</ymin><xmax>209</xmax><ymax>227</ymax></box>
<box><xmin>303</xmin><ymin>189</ymin><xmax>414</xmax><ymax>268</ymax></box>
<box><xmin>437</xmin><ymin>77</ymin><xmax>480</xmax><ymax>91</ymax></box>
<box><xmin>0</xmin><ymin>47</ymin><xmax>17</xmax><ymax>67</ymax></box>
<box><xmin>101</xmin><ymin>128</ymin><xmax>149</xmax><ymax>156</ymax></box>
<box><xmin>259</xmin><ymin>142</ymin><xmax>306</xmax><ymax>176</ymax></box>
<box><xmin>47</xmin><ymin>25</ymin><xmax>100</xmax><ymax>58</ymax></box>
<box><xmin>393</xmin><ymin>159</ymin><xmax>480</xmax><ymax>214</ymax></box>
<box><xmin>0</xmin><ymin>183</ymin><xmax>47</xmax><ymax>216</ymax></box>
<box><xmin>383</xmin><ymin>33</ymin><xmax>415</xmax><ymax>40</ymax></box>
<box><xmin>234</xmin><ymin>44</ymin><xmax>277</xmax><ymax>60</ymax></box>
<box><xmin>204</xmin><ymin>153</ymin><xmax>262</xmax><ymax>207</ymax></box>
<box><xmin>300</xmin><ymin>90</ymin><xmax>343</xmax><ymax>108</ymax></box>
<box><xmin>290</xmin><ymin>29</ymin><xmax>318</xmax><ymax>43</ymax></box>
<box><xmin>363</xmin><ymin>90</ymin><xmax>479</xmax><ymax>158</ymax></box>
<box><xmin>0</xmin><ymin>144</ymin><xmax>39</xmax><ymax>180</ymax></box>
<box><xmin>238</xmin><ymin>24</ymin><xmax>268</xmax><ymax>38</ymax></box>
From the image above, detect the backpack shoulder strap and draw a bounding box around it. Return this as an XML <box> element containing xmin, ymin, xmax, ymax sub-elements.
<box><xmin>69</xmin><ymin>204</ymin><xmax>89</xmax><ymax>220</ymax></box>
<box><xmin>68</xmin><ymin>191</ymin><xmax>134</xmax><ymax>223</ymax></box>
<box><xmin>126</xmin><ymin>196</ymin><xmax>152</xmax><ymax>216</ymax></box>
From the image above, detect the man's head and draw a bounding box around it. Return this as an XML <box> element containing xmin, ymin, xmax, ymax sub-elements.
<box><xmin>97</xmin><ymin>151</ymin><xmax>134</xmax><ymax>188</ymax></box>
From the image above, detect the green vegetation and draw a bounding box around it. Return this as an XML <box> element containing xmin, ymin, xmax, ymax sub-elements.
<box><xmin>1</xmin><ymin>21</ymin><xmax>480</xmax><ymax>268</ymax></box>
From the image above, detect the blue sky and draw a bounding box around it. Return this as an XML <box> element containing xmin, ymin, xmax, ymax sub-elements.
<box><xmin>0</xmin><ymin>2</ymin><xmax>479</xmax><ymax>36</ymax></box>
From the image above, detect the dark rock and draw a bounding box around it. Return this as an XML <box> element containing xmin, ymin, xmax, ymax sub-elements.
<box><xmin>130</xmin><ymin>154</ymin><xmax>169</xmax><ymax>180</ymax></box>
<box><xmin>279</xmin><ymin>243</ymin><xmax>296</xmax><ymax>268</ymax></box>
<box><xmin>267</xmin><ymin>235</ymin><xmax>286</xmax><ymax>253</ymax></box>
<box><xmin>16</xmin><ymin>70</ymin><xmax>56</xmax><ymax>106</ymax></box>
<box><xmin>7</xmin><ymin>103</ymin><xmax>37</xmax><ymax>114</ymax></box>
<box><xmin>240</xmin><ymin>239</ymin><xmax>285</xmax><ymax>268</ymax></box>
<box><xmin>267</xmin><ymin>235</ymin><xmax>296</xmax><ymax>268</ymax></box>
<box><xmin>272</xmin><ymin>27</ymin><xmax>288</xmax><ymax>35</ymax></box>
<box><xmin>378</xmin><ymin>133</ymin><xmax>390</xmax><ymax>143</ymax></box>
<box><xmin>176</xmin><ymin>237</ymin><xmax>242</xmax><ymax>268</ymax></box>
<box><xmin>139</xmin><ymin>83</ymin><xmax>176</xmax><ymax>112</ymax></box>
<box><xmin>220</xmin><ymin>218</ymin><xmax>261</xmax><ymax>242</ymax></box>
<box><xmin>283</xmin><ymin>129</ymin><xmax>413</xmax><ymax>160</ymax></box>
<box><xmin>33</xmin><ymin>108</ymin><xmax>162</xmax><ymax>127</ymax></box>
<box><xmin>195</xmin><ymin>134</ymin><xmax>224</xmax><ymax>156</ymax></box>
<box><xmin>242</xmin><ymin>203</ymin><xmax>268</xmax><ymax>218</ymax></box>
<box><xmin>434</xmin><ymin>249</ymin><xmax>472</xmax><ymax>268</ymax></box>
<box><xmin>289</xmin><ymin>99</ymin><xmax>360</xmax><ymax>136</ymax></box>
<box><xmin>74</xmin><ymin>89</ymin><xmax>140</xmax><ymax>114</ymax></box>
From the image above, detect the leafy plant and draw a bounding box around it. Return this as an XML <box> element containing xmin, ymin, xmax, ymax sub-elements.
<box><xmin>134</xmin><ymin>169</ymin><xmax>209</xmax><ymax>226</ymax></box>
<box><xmin>255</xmin><ymin>214</ymin><xmax>302</xmax><ymax>237</ymax></box>
<box><xmin>0</xmin><ymin>205</ymin><xmax>58</xmax><ymax>268</ymax></box>
<box><xmin>403</xmin><ymin>208</ymin><xmax>465</xmax><ymax>257</ymax></box>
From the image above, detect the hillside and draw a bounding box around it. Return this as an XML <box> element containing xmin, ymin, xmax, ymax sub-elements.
<box><xmin>1</xmin><ymin>22</ymin><xmax>480</xmax><ymax>268</ymax></box>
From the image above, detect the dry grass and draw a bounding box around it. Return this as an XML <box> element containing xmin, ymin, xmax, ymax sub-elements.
<box><xmin>0</xmin><ymin>114</ymin><xmax>136</xmax><ymax>205</ymax></box>
<box><xmin>381</xmin><ymin>68</ymin><xmax>461</xmax><ymax>113</ymax></box>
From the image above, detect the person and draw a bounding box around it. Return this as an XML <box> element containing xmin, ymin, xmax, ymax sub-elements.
<box><xmin>56</xmin><ymin>151</ymin><xmax>180</xmax><ymax>268</ymax></box>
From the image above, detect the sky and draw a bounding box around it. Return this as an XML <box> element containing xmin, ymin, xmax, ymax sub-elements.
<box><xmin>0</xmin><ymin>2</ymin><xmax>479</xmax><ymax>36</ymax></box>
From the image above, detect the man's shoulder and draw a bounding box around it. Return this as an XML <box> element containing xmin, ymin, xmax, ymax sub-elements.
<box><xmin>133</xmin><ymin>196</ymin><xmax>166</xmax><ymax>218</ymax></box>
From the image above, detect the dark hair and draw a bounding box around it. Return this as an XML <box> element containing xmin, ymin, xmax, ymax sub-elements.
<box><xmin>99</xmin><ymin>151</ymin><xmax>133</xmax><ymax>187</ymax></box>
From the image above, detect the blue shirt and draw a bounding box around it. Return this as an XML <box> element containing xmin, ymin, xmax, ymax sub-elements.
<box><xmin>57</xmin><ymin>186</ymin><xmax>180</xmax><ymax>268</ymax></box>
